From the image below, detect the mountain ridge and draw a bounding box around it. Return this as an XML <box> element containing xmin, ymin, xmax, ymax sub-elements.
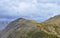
<box><xmin>0</xmin><ymin>15</ymin><xmax>60</xmax><ymax>38</ymax></box>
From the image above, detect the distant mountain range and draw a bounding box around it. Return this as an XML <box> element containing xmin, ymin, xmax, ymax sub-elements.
<box><xmin>0</xmin><ymin>21</ymin><xmax>9</xmax><ymax>30</ymax></box>
<box><xmin>0</xmin><ymin>15</ymin><xmax>60</xmax><ymax>38</ymax></box>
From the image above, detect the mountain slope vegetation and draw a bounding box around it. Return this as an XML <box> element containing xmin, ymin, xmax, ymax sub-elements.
<box><xmin>0</xmin><ymin>15</ymin><xmax>60</xmax><ymax>38</ymax></box>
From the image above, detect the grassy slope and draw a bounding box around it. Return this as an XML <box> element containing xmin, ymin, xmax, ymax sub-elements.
<box><xmin>1</xmin><ymin>15</ymin><xmax>60</xmax><ymax>38</ymax></box>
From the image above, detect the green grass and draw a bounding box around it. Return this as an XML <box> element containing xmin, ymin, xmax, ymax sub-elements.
<box><xmin>27</xmin><ymin>31</ymin><xmax>59</xmax><ymax>38</ymax></box>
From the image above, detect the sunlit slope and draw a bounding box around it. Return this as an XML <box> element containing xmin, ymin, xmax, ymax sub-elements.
<box><xmin>42</xmin><ymin>15</ymin><xmax>60</xmax><ymax>37</ymax></box>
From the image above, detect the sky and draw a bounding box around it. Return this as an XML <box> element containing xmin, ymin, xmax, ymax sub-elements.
<box><xmin>0</xmin><ymin>0</ymin><xmax>60</xmax><ymax>30</ymax></box>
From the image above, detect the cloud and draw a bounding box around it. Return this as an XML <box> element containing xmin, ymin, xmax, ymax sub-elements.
<box><xmin>0</xmin><ymin>0</ymin><xmax>60</xmax><ymax>22</ymax></box>
<box><xmin>0</xmin><ymin>0</ymin><xmax>60</xmax><ymax>30</ymax></box>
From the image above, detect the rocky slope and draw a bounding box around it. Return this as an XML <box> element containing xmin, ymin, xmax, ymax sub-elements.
<box><xmin>42</xmin><ymin>15</ymin><xmax>60</xmax><ymax>37</ymax></box>
<box><xmin>0</xmin><ymin>15</ymin><xmax>60</xmax><ymax>38</ymax></box>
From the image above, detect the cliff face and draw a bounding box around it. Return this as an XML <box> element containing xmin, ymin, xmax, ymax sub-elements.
<box><xmin>0</xmin><ymin>15</ymin><xmax>60</xmax><ymax>38</ymax></box>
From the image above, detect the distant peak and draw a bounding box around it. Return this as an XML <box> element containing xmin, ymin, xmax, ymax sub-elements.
<box><xmin>14</xmin><ymin>18</ymin><xmax>27</xmax><ymax>22</ymax></box>
<box><xmin>16</xmin><ymin>18</ymin><xmax>26</xmax><ymax>20</ymax></box>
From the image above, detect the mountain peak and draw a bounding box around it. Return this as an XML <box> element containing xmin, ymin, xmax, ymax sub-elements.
<box><xmin>44</xmin><ymin>15</ymin><xmax>60</xmax><ymax>24</ymax></box>
<box><xmin>1</xmin><ymin>15</ymin><xmax>60</xmax><ymax>38</ymax></box>
<box><xmin>16</xmin><ymin>18</ymin><xmax>26</xmax><ymax>20</ymax></box>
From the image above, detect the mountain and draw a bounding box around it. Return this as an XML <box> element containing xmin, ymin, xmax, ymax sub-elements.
<box><xmin>0</xmin><ymin>21</ymin><xmax>9</xmax><ymax>30</ymax></box>
<box><xmin>42</xmin><ymin>15</ymin><xmax>60</xmax><ymax>37</ymax></box>
<box><xmin>0</xmin><ymin>15</ymin><xmax>60</xmax><ymax>38</ymax></box>
<box><xmin>0</xmin><ymin>30</ymin><xmax>2</xmax><ymax>37</ymax></box>
<box><xmin>43</xmin><ymin>15</ymin><xmax>60</xmax><ymax>25</ymax></box>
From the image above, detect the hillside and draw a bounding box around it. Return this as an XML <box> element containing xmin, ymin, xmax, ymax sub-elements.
<box><xmin>0</xmin><ymin>15</ymin><xmax>60</xmax><ymax>38</ymax></box>
<box><xmin>43</xmin><ymin>15</ymin><xmax>60</xmax><ymax>24</ymax></box>
<box><xmin>42</xmin><ymin>15</ymin><xmax>60</xmax><ymax>37</ymax></box>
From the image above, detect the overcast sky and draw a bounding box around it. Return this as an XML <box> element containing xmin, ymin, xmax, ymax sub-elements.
<box><xmin>0</xmin><ymin>0</ymin><xmax>60</xmax><ymax>22</ymax></box>
<box><xmin>0</xmin><ymin>0</ymin><xmax>60</xmax><ymax>29</ymax></box>
<box><xmin>0</xmin><ymin>0</ymin><xmax>60</xmax><ymax>30</ymax></box>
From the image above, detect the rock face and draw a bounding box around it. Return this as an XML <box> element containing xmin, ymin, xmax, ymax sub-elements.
<box><xmin>0</xmin><ymin>15</ymin><xmax>60</xmax><ymax>38</ymax></box>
